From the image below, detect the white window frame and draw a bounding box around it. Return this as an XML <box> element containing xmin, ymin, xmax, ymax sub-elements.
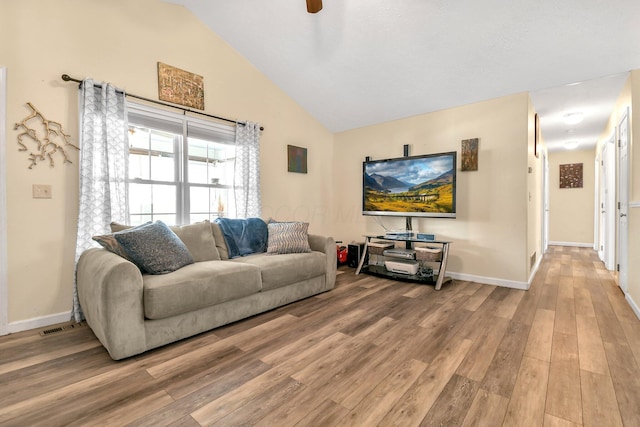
<box><xmin>127</xmin><ymin>102</ymin><xmax>237</xmax><ymax>225</ymax></box>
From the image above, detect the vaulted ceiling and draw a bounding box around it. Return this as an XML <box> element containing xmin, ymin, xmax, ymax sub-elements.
<box><xmin>166</xmin><ymin>0</ymin><xmax>640</xmax><ymax>151</ymax></box>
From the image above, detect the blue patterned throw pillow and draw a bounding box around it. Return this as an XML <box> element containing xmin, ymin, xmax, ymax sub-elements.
<box><xmin>114</xmin><ymin>221</ymin><xmax>194</xmax><ymax>274</ymax></box>
<box><xmin>267</xmin><ymin>221</ymin><xmax>311</xmax><ymax>254</ymax></box>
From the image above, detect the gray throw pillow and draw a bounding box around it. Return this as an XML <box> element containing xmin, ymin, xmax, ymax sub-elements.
<box><xmin>267</xmin><ymin>221</ymin><xmax>312</xmax><ymax>254</ymax></box>
<box><xmin>92</xmin><ymin>233</ymin><xmax>133</xmax><ymax>262</ymax></box>
<box><xmin>114</xmin><ymin>221</ymin><xmax>194</xmax><ymax>274</ymax></box>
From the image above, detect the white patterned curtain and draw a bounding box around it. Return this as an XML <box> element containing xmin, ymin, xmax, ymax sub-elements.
<box><xmin>72</xmin><ymin>80</ymin><xmax>129</xmax><ymax>322</ymax></box>
<box><xmin>233</xmin><ymin>121</ymin><xmax>261</xmax><ymax>218</ymax></box>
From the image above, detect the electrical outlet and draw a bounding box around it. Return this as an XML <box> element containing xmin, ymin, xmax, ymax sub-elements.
<box><xmin>33</xmin><ymin>184</ymin><xmax>52</xmax><ymax>199</ymax></box>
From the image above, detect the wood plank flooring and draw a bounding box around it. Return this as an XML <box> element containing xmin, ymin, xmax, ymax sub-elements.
<box><xmin>1</xmin><ymin>246</ymin><xmax>640</xmax><ymax>426</ymax></box>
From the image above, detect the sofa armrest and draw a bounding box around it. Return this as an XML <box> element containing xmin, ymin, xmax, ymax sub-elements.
<box><xmin>308</xmin><ymin>234</ymin><xmax>337</xmax><ymax>290</ymax></box>
<box><xmin>76</xmin><ymin>248</ymin><xmax>147</xmax><ymax>360</ymax></box>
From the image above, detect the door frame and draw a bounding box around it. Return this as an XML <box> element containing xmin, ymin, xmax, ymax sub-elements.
<box><xmin>602</xmin><ymin>133</ymin><xmax>616</xmax><ymax>270</ymax></box>
<box><xmin>617</xmin><ymin>108</ymin><xmax>630</xmax><ymax>293</ymax></box>
<box><xmin>542</xmin><ymin>152</ymin><xmax>549</xmax><ymax>253</ymax></box>
<box><xmin>0</xmin><ymin>67</ymin><xmax>8</xmax><ymax>335</ymax></box>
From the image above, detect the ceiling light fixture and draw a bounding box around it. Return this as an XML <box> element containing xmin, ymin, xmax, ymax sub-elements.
<box><xmin>564</xmin><ymin>141</ymin><xmax>579</xmax><ymax>150</ymax></box>
<box><xmin>564</xmin><ymin>112</ymin><xmax>584</xmax><ymax>125</ymax></box>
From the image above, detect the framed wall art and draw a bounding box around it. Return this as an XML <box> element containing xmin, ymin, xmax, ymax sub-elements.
<box><xmin>157</xmin><ymin>62</ymin><xmax>204</xmax><ymax>110</ymax></box>
<box><xmin>287</xmin><ymin>145</ymin><xmax>308</xmax><ymax>174</ymax></box>
<box><xmin>559</xmin><ymin>163</ymin><xmax>583</xmax><ymax>188</ymax></box>
<box><xmin>461</xmin><ymin>138</ymin><xmax>479</xmax><ymax>171</ymax></box>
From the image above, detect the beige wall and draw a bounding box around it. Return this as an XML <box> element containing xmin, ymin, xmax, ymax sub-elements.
<box><xmin>1</xmin><ymin>0</ymin><xmax>334</xmax><ymax>324</ymax></box>
<box><xmin>333</xmin><ymin>93</ymin><xmax>535</xmax><ymax>286</ymax></box>
<box><xmin>548</xmin><ymin>149</ymin><xmax>595</xmax><ymax>245</ymax></box>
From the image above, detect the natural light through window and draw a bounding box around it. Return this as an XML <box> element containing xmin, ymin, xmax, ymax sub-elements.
<box><xmin>127</xmin><ymin>103</ymin><xmax>237</xmax><ymax>226</ymax></box>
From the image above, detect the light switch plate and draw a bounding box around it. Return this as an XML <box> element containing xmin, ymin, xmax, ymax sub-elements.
<box><xmin>33</xmin><ymin>184</ymin><xmax>52</xmax><ymax>199</ymax></box>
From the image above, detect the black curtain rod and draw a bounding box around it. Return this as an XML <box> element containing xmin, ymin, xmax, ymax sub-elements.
<box><xmin>61</xmin><ymin>74</ymin><xmax>264</xmax><ymax>131</ymax></box>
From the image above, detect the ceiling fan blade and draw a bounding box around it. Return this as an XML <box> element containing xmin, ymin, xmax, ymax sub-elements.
<box><xmin>306</xmin><ymin>0</ymin><xmax>322</xmax><ymax>13</ymax></box>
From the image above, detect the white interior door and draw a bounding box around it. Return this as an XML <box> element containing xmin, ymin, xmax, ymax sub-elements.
<box><xmin>0</xmin><ymin>67</ymin><xmax>8</xmax><ymax>335</ymax></box>
<box><xmin>603</xmin><ymin>134</ymin><xmax>616</xmax><ymax>270</ymax></box>
<box><xmin>596</xmin><ymin>153</ymin><xmax>602</xmax><ymax>255</ymax></box>
<box><xmin>617</xmin><ymin>109</ymin><xmax>629</xmax><ymax>293</ymax></box>
<box><xmin>542</xmin><ymin>153</ymin><xmax>549</xmax><ymax>252</ymax></box>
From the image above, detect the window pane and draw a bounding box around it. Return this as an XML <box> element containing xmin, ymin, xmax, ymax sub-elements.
<box><xmin>129</xmin><ymin>153</ymin><xmax>150</xmax><ymax>180</ymax></box>
<box><xmin>189</xmin><ymin>160</ymin><xmax>208</xmax><ymax>184</ymax></box>
<box><xmin>150</xmin><ymin>155</ymin><xmax>175</xmax><ymax>181</ymax></box>
<box><xmin>129</xmin><ymin>183</ymin><xmax>152</xmax><ymax>214</ymax></box>
<box><xmin>129</xmin><ymin>214</ymin><xmax>152</xmax><ymax>226</ymax></box>
<box><xmin>190</xmin><ymin>186</ymin><xmax>211</xmax><ymax>213</ymax></box>
<box><xmin>154</xmin><ymin>214</ymin><xmax>177</xmax><ymax>226</ymax></box>
<box><xmin>189</xmin><ymin>186</ymin><xmax>232</xmax><ymax>219</ymax></box>
<box><xmin>190</xmin><ymin>213</ymin><xmax>210</xmax><ymax>224</ymax></box>
<box><xmin>209</xmin><ymin>158</ymin><xmax>234</xmax><ymax>186</ymax></box>
<box><xmin>150</xmin><ymin>132</ymin><xmax>174</xmax><ymax>155</ymax></box>
<box><xmin>129</xmin><ymin>126</ymin><xmax>150</xmax><ymax>150</ymax></box>
<box><xmin>152</xmin><ymin>185</ymin><xmax>176</xmax><ymax>214</ymax></box>
<box><xmin>187</xmin><ymin>137</ymin><xmax>235</xmax><ymax>186</ymax></box>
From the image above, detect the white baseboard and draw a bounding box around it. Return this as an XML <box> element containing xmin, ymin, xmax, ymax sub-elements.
<box><xmin>626</xmin><ymin>293</ymin><xmax>640</xmax><ymax>321</ymax></box>
<box><xmin>448</xmin><ymin>272</ymin><xmax>529</xmax><ymax>290</ymax></box>
<box><xmin>548</xmin><ymin>241</ymin><xmax>593</xmax><ymax>248</ymax></box>
<box><xmin>6</xmin><ymin>311</ymin><xmax>72</xmax><ymax>334</ymax></box>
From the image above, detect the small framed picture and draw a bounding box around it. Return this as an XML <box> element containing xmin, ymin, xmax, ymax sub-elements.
<box><xmin>559</xmin><ymin>163</ymin><xmax>583</xmax><ymax>188</ymax></box>
<box><xmin>461</xmin><ymin>138</ymin><xmax>478</xmax><ymax>171</ymax></box>
<box><xmin>287</xmin><ymin>145</ymin><xmax>307</xmax><ymax>174</ymax></box>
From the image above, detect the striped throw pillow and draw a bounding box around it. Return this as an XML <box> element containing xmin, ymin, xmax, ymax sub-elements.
<box><xmin>267</xmin><ymin>222</ymin><xmax>311</xmax><ymax>254</ymax></box>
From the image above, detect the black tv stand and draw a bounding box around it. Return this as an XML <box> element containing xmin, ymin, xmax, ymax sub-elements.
<box><xmin>355</xmin><ymin>234</ymin><xmax>452</xmax><ymax>290</ymax></box>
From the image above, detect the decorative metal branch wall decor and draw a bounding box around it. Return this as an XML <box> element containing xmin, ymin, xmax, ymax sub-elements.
<box><xmin>15</xmin><ymin>102</ymin><xmax>79</xmax><ymax>169</ymax></box>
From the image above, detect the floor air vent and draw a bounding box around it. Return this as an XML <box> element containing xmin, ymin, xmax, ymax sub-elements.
<box><xmin>39</xmin><ymin>322</ymin><xmax>86</xmax><ymax>337</ymax></box>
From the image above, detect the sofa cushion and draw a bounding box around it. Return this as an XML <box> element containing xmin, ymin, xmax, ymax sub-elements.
<box><xmin>170</xmin><ymin>221</ymin><xmax>220</xmax><ymax>262</ymax></box>
<box><xmin>215</xmin><ymin>218</ymin><xmax>268</xmax><ymax>258</ymax></box>
<box><xmin>142</xmin><ymin>261</ymin><xmax>262</xmax><ymax>319</ymax></box>
<box><xmin>210</xmin><ymin>222</ymin><xmax>230</xmax><ymax>260</ymax></box>
<box><xmin>232</xmin><ymin>251</ymin><xmax>326</xmax><ymax>291</ymax></box>
<box><xmin>111</xmin><ymin>221</ymin><xmax>219</xmax><ymax>262</ymax></box>
<box><xmin>267</xmin><ymin>221</ymin><xmax>312</xmax><ymax>254</ymax></box>
<box><xmin>114</xmin><ymin>221</ymin><xmax>194</xmax><ymax>275</ymax></box>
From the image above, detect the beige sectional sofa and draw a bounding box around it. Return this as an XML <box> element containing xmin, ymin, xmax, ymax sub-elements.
<box><xmin>77</xmin><ymin>220</ymin><xmax>336</xmax><ymax>360</ymax></box>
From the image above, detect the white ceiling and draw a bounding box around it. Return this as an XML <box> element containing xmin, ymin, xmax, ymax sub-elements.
<box><xmin>166</xmin><ymin>0</ymin><xmax>640</xmax><ymax>151</ymax></box>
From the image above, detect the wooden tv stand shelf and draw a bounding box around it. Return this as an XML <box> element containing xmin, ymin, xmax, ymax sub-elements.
<box><xmin>355</xmin><ymin>234</ymin><xmax>452</xmax><ymax>290</ymax></box>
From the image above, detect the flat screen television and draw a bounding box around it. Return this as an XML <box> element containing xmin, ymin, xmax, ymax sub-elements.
<box><xmin>362</xmin><ymin>151</ymin><xmax>457</xmax><ymax>218</ymax></box>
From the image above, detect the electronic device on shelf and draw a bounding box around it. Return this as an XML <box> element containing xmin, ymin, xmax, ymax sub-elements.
<box><xmin>416</xmin><ymin>233</ymin><xmax>436</xmax><ymax>241</ymax></box>
<box><xmin>384</xmin><ymin>230</ymin><xmax>414</xmax><ymax>238</ymax></box>
<box><xmin>382</xmin><ymin>248</ymin><xmax>416</xmax><ymax>259</ymax></box>
<box><xmin>384</xmin><ymin>259</ymin><xmax>419</xmax><ymax>275</ymax></box>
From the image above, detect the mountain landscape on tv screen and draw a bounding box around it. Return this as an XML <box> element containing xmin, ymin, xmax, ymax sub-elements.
<box><xmin>364</xmin><ymin>169</ymin><xmax>454</xmax><ymax>214</ymax></box>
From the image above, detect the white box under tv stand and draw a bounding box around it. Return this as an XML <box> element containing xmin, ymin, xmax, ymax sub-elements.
<box><xmin>355</xmin><ymin>234</ymin><xmax>452</xmax><ymax>290</ymax></box>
